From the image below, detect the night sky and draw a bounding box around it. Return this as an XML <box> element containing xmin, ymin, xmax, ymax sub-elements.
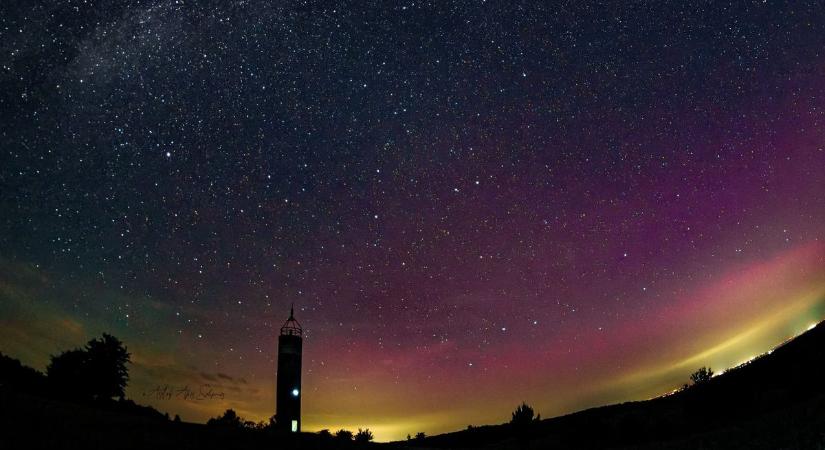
<box><xmin>2</xmin><ymin>0</ymin><xmax>825</xmax><ymax>441</ymax></box>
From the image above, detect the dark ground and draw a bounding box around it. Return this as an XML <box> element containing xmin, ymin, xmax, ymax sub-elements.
<box><xmin>2</xmin><ymin>322</ymin><xmax>825</xmax><ymax>449</ymax></box>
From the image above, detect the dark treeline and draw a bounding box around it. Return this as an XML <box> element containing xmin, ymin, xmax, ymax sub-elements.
<box><xmin>3</xmin><ymin>323</ymin><xmax>825</xmax><ymax>449</ymax></box>
<box><xmin>1</xmin><ymin>333</ymin><xmax>130</xmax><ymax>400</ymax></box>
<box><xmin>0</xmin><ymin>333</ymin><xmax>168</xmax><ymax>421</ymax></box>
<box><xmin>0</xmin><ymin>334</ymin><xmax>381</xmax><ymax>449</ymax></box>
<box><xmin>203</xmin><ymin>407</ymin><xmax>376</xmax><ymax>447</ymax></box>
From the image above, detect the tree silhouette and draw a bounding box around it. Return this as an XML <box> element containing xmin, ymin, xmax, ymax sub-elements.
<box><xmin>46</xmin><ymin>333</ymin><xmax>131</xmax><ymax>401</ymax></box>
<box><xmin>207</xmin><ymin>409</ymin><xmax>243</xmax><ymax>428</ymax></box>
<box><xmin>354</xmin><ymin>428</ymin><xmax>374</xmax><ymax>443</ymax></box>
<box><xmin>511</xmin><ymin>402</ymin><xmax>538</xmax><ymax>444</ymax></box>
<box><xmin>690</xmin><ymin>367</ymin><xmax>714</xmax><ymax>385</ymax></box>
<box><xmin>318</xmin><ymin>429</ymin><xmax>333</xmax><ymax>439</ymax></box>
<box><xmin>511</xmin><ymin>402</ymin><xmax>536</xmax><ymax>427</ymax></box>
<box><xmin>415</xmin><ymin>432</ymin><xmax>426</xmax><ymax>440</ymax></box>
<box><xmin>47</xmin><ymin>349</ymin><xmax>90</xmax><ymax>399</ymax></box>
<box><xmin>335</xmin><ymin>429</ymin><xmax>354</xmax><ymax>443</ymax></box>
<box><xmin>85</xmin><ymin>333</ymin><xmax>130</xmax><ymax>399</ymax></box>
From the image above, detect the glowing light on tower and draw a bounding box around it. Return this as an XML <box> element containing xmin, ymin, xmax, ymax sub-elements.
<box><xmin>276</xmin><ymin>305</ymin><xmax>302</xmax><ymax>432</ymax></box>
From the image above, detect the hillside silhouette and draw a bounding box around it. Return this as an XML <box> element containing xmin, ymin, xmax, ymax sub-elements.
<box><xmin>399</xmin><ymin>321</ymin><xmax>825</xmax><ymax>449</ymax></box>
<box><xmin>1</xmin><ymin>322</ymin><xmax>825</xmax><ymax>449</ymax></box>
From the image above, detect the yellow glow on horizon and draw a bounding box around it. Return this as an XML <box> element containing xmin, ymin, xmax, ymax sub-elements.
<box><xmin>596</xmin><ymin>284</ymin><xmax>824</xmax><ymax>406</ymax></box>
<box><xmin>302</xmin><ymin>411</ymin><xmax>457</xmax><ymax>442</ymax></box>
<box><xmin>1</xmin><ymin>243</ymin><xmax>823</xmax><ymax>443</ymax></box>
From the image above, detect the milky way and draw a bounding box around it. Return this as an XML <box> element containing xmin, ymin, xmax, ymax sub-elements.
<box><xmin>2</xmin><ymin>0</ymin><xmax>825</xmax><ymax>441</ymax></box>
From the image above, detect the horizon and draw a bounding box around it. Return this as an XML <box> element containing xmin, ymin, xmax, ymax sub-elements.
<box><xmin>2</xmin><ymin>304</ymin><xmax>824</xmax><ymax>441</ymax></box>
<box><xmin>2</xmin><ymin>0</ymin><xmax>825</xmax><ymax>443</ymax></box>
<box><xmin>3</xmin><ymin>248</ymin><xmax>823</xmax><ymax>441</ymax></box>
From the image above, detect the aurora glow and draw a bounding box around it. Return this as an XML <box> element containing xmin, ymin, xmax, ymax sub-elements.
<box><xmin>2</xmin><ymin>0</ymin><xmax>825</xmax><ymax>442</ymax></box>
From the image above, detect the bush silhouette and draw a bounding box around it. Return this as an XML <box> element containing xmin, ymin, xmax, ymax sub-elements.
<box><xmin>415</xmin><ymin>432</ymin><xmax>426</xmax><ymax>440</ymax></box>
<box><xmin>318</xmin><ymin>429</ymin><xmax>333</xmax><ymax>439</ymax></box>
<box><xmin>511</xmin><ymin>401</ymin><xmax>539</xmax><ymax>443</ymax></box>
<box><xmin>205</xmin><ymin>409</ymin><xmax>265</xmax><ymax>430</ymax></box>
<box><xmin>689</xmin><ymin>367</ymin><xmax>714</xmax><ymax>385</ymax></box>
<box><xmin>207</xmin><ymin>409</ymin><xmax>243</xmax><ymax>428</ymax></box>
<box><xmin>511</xmin><ymin>402</ymin><xmax>536</xmax><ymax>427</ymax></box>
<box><xmin>335</xmin><ymin>429</ymin><xmax>354</xmax><ymax>443</ymax></box>
<box><xmin>354</xmin><ymin>428</ymin><xmax>374</xmax><ymax>443</ymax></box>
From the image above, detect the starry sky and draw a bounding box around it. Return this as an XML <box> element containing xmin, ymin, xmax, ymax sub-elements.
<box><xmin>2</xmin><ymin>0</ymin><xmax>825</xmax><ymax>441</ymax></box>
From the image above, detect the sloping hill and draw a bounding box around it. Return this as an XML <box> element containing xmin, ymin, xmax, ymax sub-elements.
<box><xmin>2</xmin><ymin>321</ymin><xmax>824</xmax><ymax>449</ymax></box>
<box><xmin>403</xmin><ymin>321</ymin><xmax>825</xmax><ymax>449</ymax></box>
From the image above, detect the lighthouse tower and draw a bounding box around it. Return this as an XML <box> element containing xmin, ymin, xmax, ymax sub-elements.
<box><xmin>276</xmin><ymin>305</ymin><xmax>302</xmax><ymax>432</ymax></box>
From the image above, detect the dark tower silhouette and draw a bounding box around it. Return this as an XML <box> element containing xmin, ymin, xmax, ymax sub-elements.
<box><xmin>276</xmin><ymin>305</ymin><xmax>302</xmax><ymax>432</ymax></box>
